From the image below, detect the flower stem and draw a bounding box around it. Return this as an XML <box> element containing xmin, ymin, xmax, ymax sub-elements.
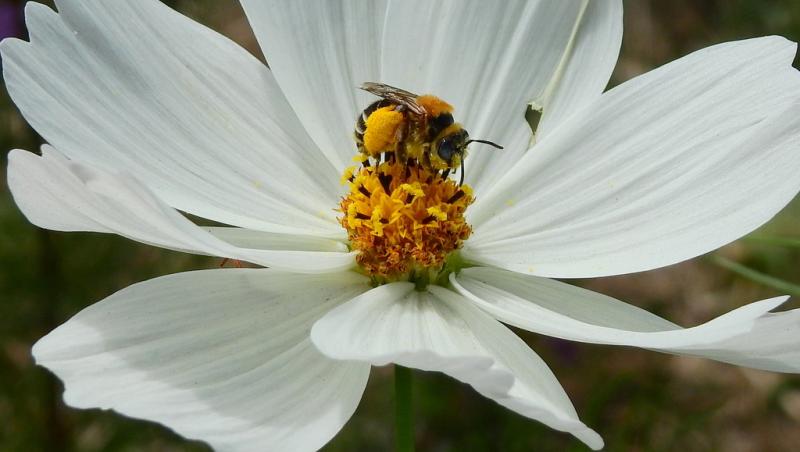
<box><xmin>394</xmin><ymin>365</ymin><xmax>414</xmax><ymax>452</ymax></box>
<box><xmin>743</xmin><ymin>234</ymin><xmax>800</xmax><ymax>248</ymax></box>
<box><xmin>708</xmin><ymin>254</ymin><xmax>800</xmax><ymax>297</ymax></box>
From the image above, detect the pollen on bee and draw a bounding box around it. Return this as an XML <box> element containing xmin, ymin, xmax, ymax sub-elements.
<box><xmin>339</xmin><ymin>159</ymin><xmax>473</xmax><ymax>280</ymax></box>
<box><xmin>363</xmin><ymin>106</ymin><xmax>404</xmax><ymax>155</ymax></box>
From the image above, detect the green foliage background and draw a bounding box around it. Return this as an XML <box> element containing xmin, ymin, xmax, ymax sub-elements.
<box><xmin>1</xmin><ymin>1</ymin><xmax>799</xmax><ymax>451</ymax></box>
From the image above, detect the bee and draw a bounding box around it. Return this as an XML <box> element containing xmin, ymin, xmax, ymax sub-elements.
<box><xmin>354</xmin><ymin>82</ymin><xmax>502</xmax><ymax>184</ymax></box>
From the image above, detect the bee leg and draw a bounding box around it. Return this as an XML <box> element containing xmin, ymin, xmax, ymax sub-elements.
<box><xmin>396</xmin><ymin>117</ymin><xmax>411</xmax><ymax>164</ymax></box>
<box><xmin>421</xmin><ymin>152</ymin><xmax>431</xmax><ymax>169</ymax></box>
<box><xmin>441</xmin><ymin>169</ymin><xmax>450</xmax><ymax>179</ymax></box>
<box><xmin>397</xmin><ymin>143</ymin><xmax>408</xmax><ymax>166</ymax></box>
<box><xmin>459</xmin><ymin>159</ymin><xmax>465</xmax><ymax>186</ymax></box>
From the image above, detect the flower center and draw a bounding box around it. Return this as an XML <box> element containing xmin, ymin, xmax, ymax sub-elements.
<box><xmin>339</xmin><ymin>158</ymin><xmax>473</xmax><ymax>284</ymax></box>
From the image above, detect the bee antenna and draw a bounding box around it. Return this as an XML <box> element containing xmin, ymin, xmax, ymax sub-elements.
<box><xmin>467</xmin><ymin>139</ymin><xmax>504</xmax><ymax>150</ymax></box>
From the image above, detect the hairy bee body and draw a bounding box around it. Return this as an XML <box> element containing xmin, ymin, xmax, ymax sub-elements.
<box><xmin>354</xmin><ymin>83</ymin><xmax>502</xmax><ymax>183</ymax></box>
<box><xmin>355</xmin><ymin>100</ymin><xmax>461</xmax><ymax>166</ymax></box>
<box><xmin>354</xmin><ymin>83</ymin><xmax>473</xmax><ymax>172</ymax></box>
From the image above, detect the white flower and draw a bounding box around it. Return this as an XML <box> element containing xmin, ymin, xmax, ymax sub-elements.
<box><xmin>4</xmin><ymin>1</ymin><xmax>800</xmax><ymax>451</ymax></box>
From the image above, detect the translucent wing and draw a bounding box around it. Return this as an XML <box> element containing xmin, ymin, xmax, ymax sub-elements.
<box><xmin>360</xmin><ymin>82</ymin><xmax>427</xmax><ymax>117</ymax></box>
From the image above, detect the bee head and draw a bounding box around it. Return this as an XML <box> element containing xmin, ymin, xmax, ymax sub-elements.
<box><xmin>435</xmin><ymin>129</ymin><xmax>504</xmax><ymax>166</ymax></box>
<box><xmin>435</xmin><ymin>129</ymin><xmax>470</xmax><ymax>165</ymax></box>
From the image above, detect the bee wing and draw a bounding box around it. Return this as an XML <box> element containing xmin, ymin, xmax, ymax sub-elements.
<box><xmin>360</xmin><ymin>82</ymin><xmax>427</xmax><ymax>117</ymax></box>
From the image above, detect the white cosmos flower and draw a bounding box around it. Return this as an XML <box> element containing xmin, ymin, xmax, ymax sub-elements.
<box><xmin>4</xmin><ymin>0</ymin><xmax>800</xmax><ymax>450</ymax></box>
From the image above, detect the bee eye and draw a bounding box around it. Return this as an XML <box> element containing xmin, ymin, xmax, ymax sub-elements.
<box><xmin>437</xmin><ymin>139</ymin><xmax>456</xmax><ymax>163</ymax></box>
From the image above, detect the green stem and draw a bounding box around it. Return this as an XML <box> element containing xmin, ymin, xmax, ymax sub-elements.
<box><xmin>394</xmin><ymin>365</ymin><xmax>414</xmax><ymax>452</ymax></box>
<box><xmin>708</xmin><ymin>254</ymin><xmax>800</xmax><ymax>297</ymax></box>
<box><xmin>743</xmin><ymin>234</ymin><xmax>800</xmax><ymax>248</ymax></box>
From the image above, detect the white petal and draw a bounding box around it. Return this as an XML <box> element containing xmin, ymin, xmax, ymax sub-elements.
<box><xmin>535</xmin><ymin>0</ymin><xmax>623</xmax><ymax>138</ymax></box>
<box><xmin>205</xmin><ymin>226</ymin><xmax>349</xmax><ymax>253</ymax></box>
<box><xmin>1</xmin><ymin>1</ymin><xmax>340</xmax><ymax>234</ymax></box>
<box><xmin>311</xmin><ymin>283</ymin><xmax>603</xmax><ymax>450</ymax></box>
<box><xmin>240</xmin><ymin>0</ymin><xmax>387</xmax><ymax>171</ymax></box>
<box><xmin>34</xmin><ymin>269</ymin><xmax>371</xmax><ymax>452</ymax></box>
<box><xmin>382</xmin><ymin>0</ymin><xmax>620</xmax><ymax>194</ymax></box>
<box><xmin>466</xmin><ymin>37</ymin><xmax>800</xmax><ymax>278</ymax></box>
<box><xmin>8</xmin><ymin>149</ymin><xmax>356</xmax><ymax>273</ymax></box>
<box><xmin>453</xmin><ymin>267</ymin><xmax>800</xmax><ymax>373</ymax></box>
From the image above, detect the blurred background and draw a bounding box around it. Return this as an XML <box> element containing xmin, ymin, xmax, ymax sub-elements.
<box><xmin>1</xmin><ymin>1</ymin><xmax>800</xmax><ymax>451</ymax></box>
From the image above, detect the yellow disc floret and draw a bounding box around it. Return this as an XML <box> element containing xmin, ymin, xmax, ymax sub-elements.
<box><xmin>339</xmin><ymin>159</ymin><xmax>473</xmax><ymax>280</ymax></box>
<box><xmin>363</xmin><ymin>106</ymin><xmax>404</xmax><ymax>155</ymax></box>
